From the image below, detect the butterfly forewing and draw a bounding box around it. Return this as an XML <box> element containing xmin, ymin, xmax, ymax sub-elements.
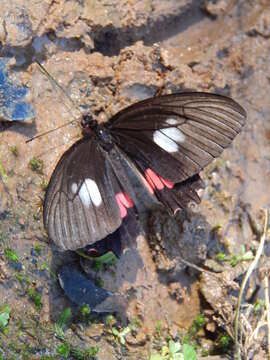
<box><xmin>107</xmin><ymin>92</ymin><xmax>245</xmax><ymax>129</ymax></box>
<box><xmin>44</xmin><ymin>137</ymin><xmax>124</xmax><ymax>250</ymax></box>
<box><xmin>107</xmin><ymin>92</ymin><xmax>246</xmax><ymax>184</ymax></box>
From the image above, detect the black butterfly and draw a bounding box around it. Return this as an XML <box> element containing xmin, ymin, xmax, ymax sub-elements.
<box><xmin>43</xmin><ymin>92</ymin><xmax>246</xmax><ymax>251</ymax></box>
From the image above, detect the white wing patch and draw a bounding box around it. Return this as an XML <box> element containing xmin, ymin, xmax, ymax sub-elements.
<box><xmin>78</xmin><ymin>178</ymin><xmax>102</xmax><ymax>207</ymax></box>
<box><xmin>153</xmin><ymin>130</ymin><xmax>179</xmax><ymax>153</ymax></box>
<box><xmin>71</xmin><ymin>183</ymin><xmax>78</xmax><ymax>194</ymax></box>
<box><xmin>166</xmin><ymin>118</ymin><xmax>179</xmax><ymax>125</ymax></box>
<box><xmin>161</xmin><ymin>127</ymin><xmax>185</xmax><ymax>143</ymax></box>
<box><xmin>153</xmin><ymin>127</ymin><xmax>185</xmax><ymax>153</ymax></box>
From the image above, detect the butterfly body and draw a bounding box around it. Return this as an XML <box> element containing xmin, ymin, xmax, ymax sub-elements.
<box><xmin>82</xmin><ymin>115</ymin><xmax>114</xmax><ymax>151</ymax></box>
<box><xmin>44</xmin><ymin>92</ymin><xmax>246</xmax><ymax>251</ymax></box>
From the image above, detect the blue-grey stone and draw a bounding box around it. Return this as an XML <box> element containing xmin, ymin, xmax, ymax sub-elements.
<box><xmin>0</xmin><ymin>58</ymin><xmax>35</xmax><ymax>122</ymax></box>
<box><xmin>58</xmin><ymin>265</ymin><xmax>111</xmax><ymax>310</ymax></box>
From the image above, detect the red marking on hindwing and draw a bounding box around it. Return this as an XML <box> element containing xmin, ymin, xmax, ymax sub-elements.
<box><xmin>145</xmin><ymin>168</ymin><xmax>163</xmax><ymax>190</ymax></box>
<box><xmin>160</xmin><ymin>176</ymin><xmax>174</xmax><ymax>189</ymax></box>
<box><xmin>145</xmin><ymin>168</ymin><xmax>174</xmax><ymax>192</ymax></box>
<box><xmin>86</xmin><ymin>248</ymin><xmax>99</xmax><ymax>257</ymax></box>
<box><xmin>115</xmin><ymin>192</ymin><xmax>134</xmax><ymax>218</ymax></box>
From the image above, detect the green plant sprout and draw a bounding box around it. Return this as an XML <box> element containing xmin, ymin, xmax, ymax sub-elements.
<box><xmin>28</xmin><ymin>157</ymin><xmax>44</xmax><ymax>173</ymax></box>
<box><xmin>111</xmin><ymin>326</ymin><xmax>131</xmax><ymax>345</ymax></box>
<box><xmin>4</xmin><ymin>248</ymin><xmax>19</xmax><ymax>262</ymax></box>
<box><xmin>28</xmin><ymin>287</ymin><xmax>43</xmax><ymax>310</ymax></box>
<box><xmin>0</xmin><ymin>305</ymin><xmax>11</xmax><ymax>330</ymax></box>
<box><xmin>0</xmin><ymin>163</ymin><xmax>8</xmax><ymax>184</ymax></box>
<box><xmin>55</xmin><ymin>307</ymin><xmax>72</xmax><ymax>339</ymax></box>
<box><xmin>10</xmin><ymin>146</ymin><xmax>18</xmax><ymax>156</ymax></box>
<box><xmin>150</xmin><ymin>340</ymin><xmax>197</xmax><ymax>360</ymax></box>
<box><xmin>216</xmin><ymin>247</ymin><xmax>254</xmax><ymax>267</ymax></box>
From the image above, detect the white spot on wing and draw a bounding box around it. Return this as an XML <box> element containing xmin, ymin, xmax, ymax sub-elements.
<box><xmin>161</xmin><ymin>127</ymin><xmax>185</xmax><ymax>143</ymax></box>
<box><xmin>79</xmin><ymin>181</ymin><xmax>91</xmax><ymax>207</ymax></box>
<box><xmin>153</xmin><ymin>130</ymin><xmax>179</xmax><ymax>153</ymax></box>
<box><xmin>166</xmin><ymin>118</ymin><xmax>179</xmax><ymax>125</ymax></box>
<box><xmin>71</xmin><ymin>183</ymin><xmax>78</xmax><ymax>194</ymax></box>
<box><xmin>79</xmin><ymin>178</ymin><xmax>102</xmax><ymax>207</ymax></box>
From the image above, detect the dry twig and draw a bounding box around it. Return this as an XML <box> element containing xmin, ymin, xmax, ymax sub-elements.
<box><xmin>264</xmin><ymin>274</ymin><xmax>270</xmax><ymax>360</ymax></box>
<box><xmin>234</xmin><ymin>209</ymin><xmax>268</xmax><ymax>359</ymax></box>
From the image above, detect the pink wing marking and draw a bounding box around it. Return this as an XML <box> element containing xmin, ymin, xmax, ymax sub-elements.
<box><xmin>115</xmin><ymin>192</ymin><xmax>134</xmax><ymax>218</ymax></box>
<box><xmin>145</xmin><ymin>168</ymin><xmax>174</xmax><ymax>191</ymax></box>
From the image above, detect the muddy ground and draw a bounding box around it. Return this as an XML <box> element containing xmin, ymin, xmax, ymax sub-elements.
<box><xmin>0</xmin><ymin>0</ymin><xmax>270</xmax><ymax>359</ymax></box>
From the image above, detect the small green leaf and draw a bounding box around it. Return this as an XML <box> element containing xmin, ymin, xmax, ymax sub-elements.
<box><xmin>10</xmin><ymin>146</ymin><xmax>18</xmax><ymax>157</ymax></box>
<box><xmin>174</xmin><ymin>342</ymin><xmax>181</xmax><ymax>354</ymax></box>
<box><xmin>161</xmin><ymin>345</ymin><xmax>169</xmax><ymax>356</ymax></box>
<box><xmin>253</xmin><ymin>298</ymin><xmax>265</xmax><ymax>313</ymax></box>
<box><xmin>216</xmin><ymin>252</ymin><xmax>226</xmax><ymax>261</ymax></box>
<box><xmin>241</xmin><ymin>250</ymin><xmax>254</xmax><ymax>261</ymax></box>
<box><xmin>28</xmin><ymin>287</ymin><xmax>43</xmax><ymax>310</ymax></box>
<box><xmin>56</xmin><ymin>342</ymin><xmax>70</xmax><ymax>358</ymax></box>
<box><xmin>111</xmin><ymin>327</ymin><xmax>119</xmax><ymax>337</ymax></box>
<box><xmin>169</xmin><ymin>340</ymin><xmax>181</xmax><ymax>355</ymax></box>
<box><xmin>169</xmin><ymin>340</ymin><xmax>176</xmax><ymax>354</ymax></box>
<box><xmin>120</xmin><ymin>336</ymin><xmax>126</xmax><ymax>345</ymax></box>
<box><xmin>34</xmin><ymin>244</ymin><xmax>41</xmax><ymax>254</ymax></box>
<box><xmin>86</xmin><ymin>346</ymin><xmax>99</xmax><ymax>356</ymax></box>
<box><xmin>57</xmin><ymin>307</ymin><xmax>72</xmax><ymax>329</ymax></box>
<box><xmin>76</xmin><ymin>249</ymin><xmax>118</xmax><ymax>265</ymax></box>
<box><xmin>79</xmin><ymin>304</ymin><xmax>91</xmax><ymax>317</ymax></box>
<box><xmin>93</xmin><ymin>251</ymin><xmax>118</xmax><ymax>264</ymax></box>
<box><xmin>120</xmin><ymin>326</ymin><xmax>130</xmax><ymax>337</ymax></box>
<box><xmin>183</xmin><ymin>344</ymin><xmax>197</xmax><ymax>360</ymax></box>
<box><xmin>54</xmin><ymin>324</ymin><xmax>64</xmax><ymax>340</ymax></box>
<box><xmin>194</xmin><ymin>314</ymin><xmax>206</xmax><ymax>328</ymax></box>
<box><xmin>149</xmin><ymin>354</ymin><xmax>163</xmax><ymax>360</ymax></box>
<box><xmin>119</xmin><ymin>326</ymin><xmax>130</xmax><ymax>344</ymax></box>
<box><xmin>189</xmin><ymin>314</ymin><xmax>206</xmax><ymax>336</ymax></box>
<box><xmin>230</xmin><ymin>251</ymin><xmax>254</xmax><ymax>267</ymax></box>
<box><xmin>40</xmin><ymin>179</ymin><xmax>48</xmax><ymax>191</ymax></box>
<box><xmin>29</xmin><ymin>157</ymin><xmax>43</xmax><ymax>173</ymax></box>
<box><xmin>0</xmin><ymin>164</ymin><xmax>8</xmax><ymax>184</ymax></box>
<box><xmin>240</xmin><ymin>245</ymin><xmax>246</xmax><ymax>254</ymax></box>
<box><xmin>0</xmin><ymin>312</ymin><xmax>9</xmax><ymax>328</ymax></box>
<box><xmin>4</xmin><ymin>248</ymin><xmax>19</xmax><ymax>262</ymax></box>
<box><xmin>216</xmin><ymin>333</ymin><xmax>231</xmax><ymax>350</ymax></box>
<box><xmin>105</xmin><ymin>314</ymin><xmax>116</xmax><ymax>327</ymax></box>
<box><xmin>0</xmin><ymin>305</ymin><xmax>11</xmax><ymax>328</ymax></box>
<box><xmin>40</xmin><ymin>261</ymin><xmax>50</xmax><ymax>271</ymax></box>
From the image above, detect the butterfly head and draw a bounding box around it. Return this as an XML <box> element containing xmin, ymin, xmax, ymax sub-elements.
<box><xmin>81</xmin><ymin>114</ymin><xmax>98</xmax><ymax>135</ymax></box>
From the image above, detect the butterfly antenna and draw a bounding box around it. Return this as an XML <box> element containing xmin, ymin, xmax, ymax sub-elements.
<box><xmin>35</xmin><ymin>60</ymin><xmax>83</xmax><ymax>115</ymax></box>
<box><xmin>26</xmin><ymin>120</ymin><xmax>77</xmax><ymax>143</ymax></box>
<box><xmin>26</xmin><ymin>61</ymin><xmax>84</xmax><ymax>143</ymax></box>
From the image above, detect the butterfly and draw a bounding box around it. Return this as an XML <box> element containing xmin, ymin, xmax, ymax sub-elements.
<box><xmin>43</xmin><ymin>92</ymin><xmax>246</xmax><ymax>251</ymax></box>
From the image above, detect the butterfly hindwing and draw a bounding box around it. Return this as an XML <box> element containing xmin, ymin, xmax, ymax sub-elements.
<box><xmin>108</xmin><ymin>92</ymin><xmax>246</xmax><ymax>182</ymax></box>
